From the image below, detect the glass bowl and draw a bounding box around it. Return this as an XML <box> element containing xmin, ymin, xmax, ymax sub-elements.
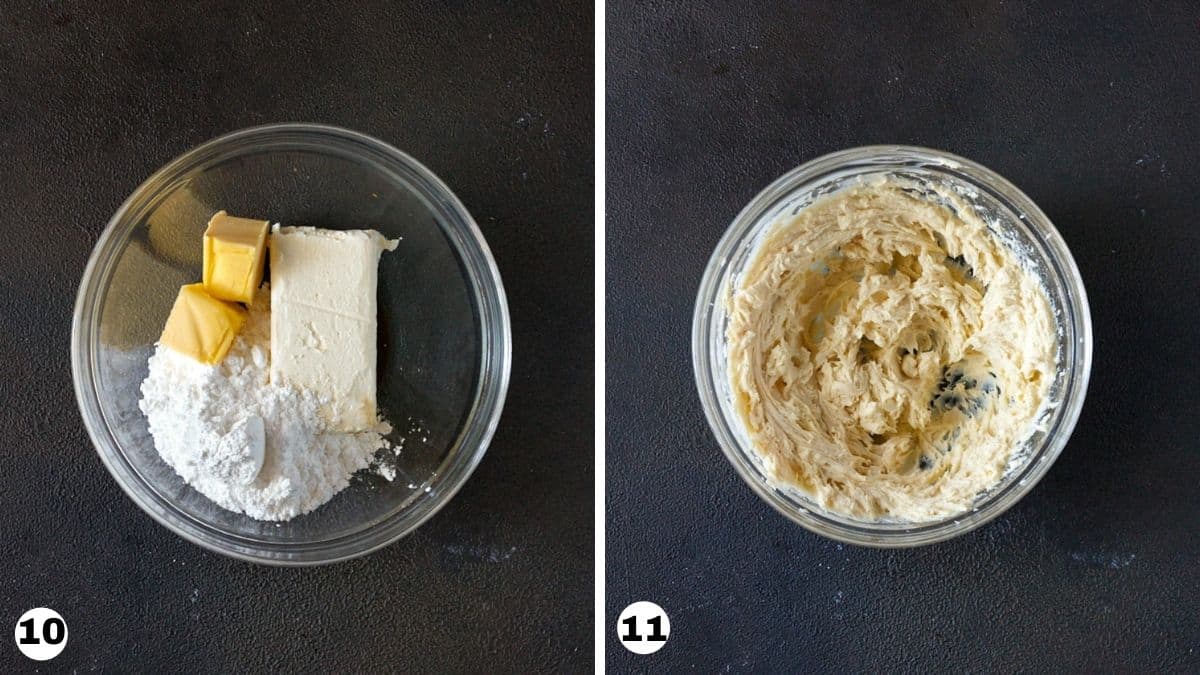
<box><xmin>693</xmin><ymin>146</ymin><xmax>1091</xmax><ymax>547</ymax></box>
<box><xmin>72</xmin><ymin>123</ymin><xmax>511</xmax><ymax>565</ymax></box>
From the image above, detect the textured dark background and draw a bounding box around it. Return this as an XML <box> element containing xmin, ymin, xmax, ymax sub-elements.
<box><xmin>0</xmin><ymin>1</ymin><xmax>592</xmax><ymax>672</ymax></box>
<box><xmin>608</xmin><ymin>1</ymin><xmax>1199</xmax><ymax>672</ymax></box>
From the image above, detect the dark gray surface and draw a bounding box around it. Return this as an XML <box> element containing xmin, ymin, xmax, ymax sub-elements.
<box><xmin>607</xmin><ymin>2</ymin><xmax>1199</xmax><ymax>672</ymax></box>
<box><xmin>0</xmin><ymin>1</ymin><xmax>592</xmax><ymax>672</ymax></box>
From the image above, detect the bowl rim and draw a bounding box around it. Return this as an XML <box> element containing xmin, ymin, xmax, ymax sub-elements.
<box><xmin>71</xmin><ymin>122</ymin><xmax>512</xmax><ymax>565</ymax></box>
<box><xmin>692</xmin><ymin>144</ymin><xmax>1093</xmax><ymax>547</ymax></box>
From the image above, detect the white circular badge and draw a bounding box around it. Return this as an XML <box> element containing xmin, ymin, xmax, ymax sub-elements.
<box><xmin>616</xmin><ymin>601</ymin><xmax>670</xmax><ymax>654</ymax></box>
<box><xmin>14</xmin><ymin>607</ymin><xmax>68</xmax><ymax>661</ymax></box>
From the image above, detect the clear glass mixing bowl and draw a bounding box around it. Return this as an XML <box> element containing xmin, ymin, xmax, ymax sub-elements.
<box><xmin>72</xmin><ymin>124</ymin><xmax>511</xmax><ymax>565</ymax></box>
<box><xmin>693</xmin><ymin>146</ymin><xmax>1091</xmax><ymax>547</ymax></box>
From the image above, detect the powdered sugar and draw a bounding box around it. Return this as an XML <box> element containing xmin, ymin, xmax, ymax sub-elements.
<box><xmin>208</xmin><ymin>415</ymin><xmax>265</xmax><ymax>486</ymax></box>
<box><xmin>139</xmin><ymin>286</ymin><xmax>392</xmax><ymax>521</ymax></box>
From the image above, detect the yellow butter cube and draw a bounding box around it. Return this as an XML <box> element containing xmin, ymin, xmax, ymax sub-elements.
<box><xmin>160</xmin><ymin>284</ymin><xmax>247</xmax><ymax>364</ymax></box>
<box><xmin>203</xmin><ymin>211</ymin><xmax>269</xmax><ymax>303</ymax></box>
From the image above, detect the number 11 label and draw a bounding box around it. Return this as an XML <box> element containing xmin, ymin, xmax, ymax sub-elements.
<box><xmin>617</xmin><ymin>601</ymin><xmax>670</xmax><ymax>655</ymax></box>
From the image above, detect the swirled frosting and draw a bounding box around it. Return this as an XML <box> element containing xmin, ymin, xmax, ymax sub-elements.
<box><xmin>728</xmin><ymin>179</ymin><xmax>1056</xmax><ymax>521</ymax></box>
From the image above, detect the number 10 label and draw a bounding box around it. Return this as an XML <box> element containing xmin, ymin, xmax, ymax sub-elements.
<box><xmin>14</xmin><ymin>607</ymin><xmax>68</xmax><ymax>661</ymax></box>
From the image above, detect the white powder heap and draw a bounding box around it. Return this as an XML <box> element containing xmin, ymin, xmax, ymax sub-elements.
<box><xmin>139</xmin><ymin>285</ymin><xmax>392</xmax><ymax>521</ymax></box>
<box><xmin>208</xmin><ymin>415</ymin><xmax>265</xmax><ymax>486</ymax></box>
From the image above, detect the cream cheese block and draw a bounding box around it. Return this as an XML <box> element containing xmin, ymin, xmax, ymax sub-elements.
<box><xmin>269</xmin><ymin>225</ymin><xmax>398</xmax><ymax>431</ymax></box>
